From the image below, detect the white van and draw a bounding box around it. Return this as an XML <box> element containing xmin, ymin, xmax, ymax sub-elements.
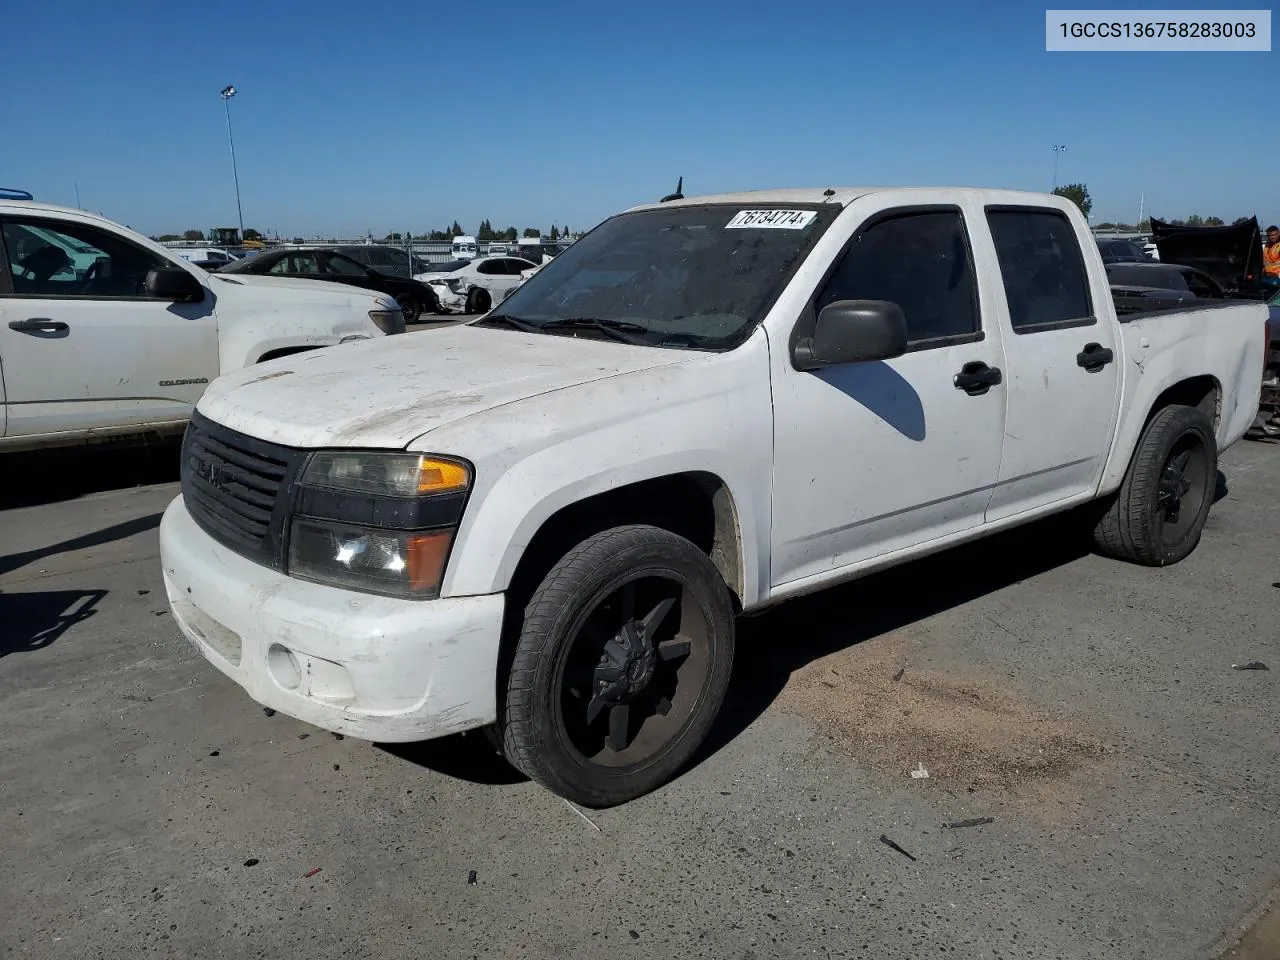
<box><xmin>451</xmin><ymin>235</ymin><xmax>478</xmax><ymax>260</ymax></box>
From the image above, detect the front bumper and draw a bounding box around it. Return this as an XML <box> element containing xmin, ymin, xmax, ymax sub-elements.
<box><xmin>159</xmin><ymin>496</ymin><xmax>504</xmax><ymax>742</ymax></box>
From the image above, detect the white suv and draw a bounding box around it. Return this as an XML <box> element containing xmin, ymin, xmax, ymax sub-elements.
<box><xmin>0</xmin><ymin>199</ymin><xmax>401</xmax><ymax>452</ymax></box>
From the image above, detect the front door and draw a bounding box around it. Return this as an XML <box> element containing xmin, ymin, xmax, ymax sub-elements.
<box><xmin>981</xmin><ymin>206</ymin><xmax>1122</xmax><ymax>521</ymax></box>
<box><xmin>0</xmin><ymin>215</ymin><xmax>218</xmax><ymax>439</ymax></box>
<box><xmin>769</xmin><ymin>204</ymin><xmax>1009</xmax><ymax>588</ymax></box>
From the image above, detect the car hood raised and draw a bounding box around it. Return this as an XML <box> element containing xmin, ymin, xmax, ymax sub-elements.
<box><xmin>197</xmin><ymin>324</ymin><xmax>690</xmax><ymax>449</ymax></box>
<box><xmin>1151</xmin><ymin>217</ymin><xmax>1265</xmax><ymax>294</ymax></box>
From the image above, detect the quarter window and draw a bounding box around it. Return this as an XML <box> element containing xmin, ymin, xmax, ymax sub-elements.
<box><xmin>816</xmin><ymin>209</ymin><xmax>979</xmax><ymax>344</ymax></box>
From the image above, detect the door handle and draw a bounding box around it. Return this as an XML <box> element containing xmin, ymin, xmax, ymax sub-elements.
<box><xmin>8</xmin><ymin>318</ymin><xmax>69</xmax><ymax>333</ymax></box>
<box><xmin>954</xmin><ymin>361</ymin><xmax>1002</xmax><ymax>396</ymax></box>
<box><xmin>1077</xmin><ymin>342</ymin><xmax>1114</xmax><ymax>371</ymax></box>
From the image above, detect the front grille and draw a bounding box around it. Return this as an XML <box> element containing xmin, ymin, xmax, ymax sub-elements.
<box><xmin>181</xmin><ymin>413</ymin><xmax>306</xmax><ymax>568</ymax></box>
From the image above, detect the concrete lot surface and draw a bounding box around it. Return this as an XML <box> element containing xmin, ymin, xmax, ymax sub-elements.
<box><xmin>1</xmin><ymin>434</ymin><xmax>1278</xmax><ymax>960</ymax></box>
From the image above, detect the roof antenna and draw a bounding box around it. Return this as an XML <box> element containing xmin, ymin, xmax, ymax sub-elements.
<box><xmin>660</xmin><ymin>176</ymin><xmax>684</xmax><ymax>203</ymax></box>
<box><xmin>822</xmin><ymin>188</ymin><xmax>836</xmax><ymax>201</ymax></box>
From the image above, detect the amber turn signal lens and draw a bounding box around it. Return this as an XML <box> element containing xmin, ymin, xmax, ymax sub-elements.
<box><xmin>406</xmin><ymin>530</ymin><xmax>453</xmax><ymax>592</ymax></box>
<box><xmin>416</xmin><ymin>458</ymin><xmax>470</xmax><ymax>495</ymax></box>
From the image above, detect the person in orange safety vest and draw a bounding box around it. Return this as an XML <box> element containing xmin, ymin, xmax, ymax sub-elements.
<box><xmin>1264</xmin><ymin>225</ymin><xmax>1280</xmax><ymax>278</ymax></box>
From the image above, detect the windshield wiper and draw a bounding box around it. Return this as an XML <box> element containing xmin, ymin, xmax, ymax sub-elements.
<box><xmin>472</xmin><ymin>313</ymin><xmax>546</xmax><ymax>334</ymax></box>
<box><xmin>539</xmin><ymin>317</ymin><xmax>653</xmax><ymax>346</ymax></box>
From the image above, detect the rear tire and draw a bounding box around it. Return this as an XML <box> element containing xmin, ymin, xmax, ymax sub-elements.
<box><xmin>466</xmin><ymin>288</ymin><xmax>492</xmax><ymax>315</ymax></box>
<box><xmin>500</xmin><ymin>525</ymin><xmax>734</xmax><ymax>808</ymax></box>
<box><xmin>1092</xmin><ymin>404</ymin><xmax>1216</xmax><ymax>566</ymax></box>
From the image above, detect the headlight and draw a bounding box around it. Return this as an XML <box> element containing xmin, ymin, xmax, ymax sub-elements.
<box><xmin>289</xmin><ymin>520</ymin><xmax>452</xmax><ymax>599</ymax></box>
<box><xmin>368</xmin><ymin>308</ymin><xmax>406</xmax><ymax>335</ymax></box>
<box><xmin>304</xmin><ymin>452</ymin><xmax>469</xmax><ymax>497</ymax></box>
<box><xmin>287</xmin><ymin>452</ymin><xmax>472</xmax><ymax>599</ymax></box>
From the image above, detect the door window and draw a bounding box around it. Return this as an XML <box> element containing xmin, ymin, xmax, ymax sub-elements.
<box><xmin>815</xmin><ymin>209</ymin><xmax>980</xmax><ymax>346</ymax></box>
<box><xmin>2</xmin><ymin>218</ymin><xmax>170</xmax><ymax>299</ymax></box>
<box><xmin>986</xmin><ymin>208</ymin><xmax>1094</xmax><ymax>332</ymax></box>
<box><xmin>476</xmin><ymin>259</ymin><xmax>504</xmax><ymax>275</ymax></box>
<box><xmin>321</xmin><ymin>253</ymin><xmax>368</xmax><ymax>276</ymax></box>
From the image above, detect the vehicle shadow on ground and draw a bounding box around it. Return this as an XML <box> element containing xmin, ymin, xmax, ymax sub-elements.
<box><xmin>0</xmin><ymin>513</ymin><xmax>163</xmax><ymax>577</ymax></box>
<box><xmin>0</xmin><ymin>440</ymin><xmax>182</xmax><ymax>510</ymax></box>
<box><xmin>693</xmin><ymin>511</ymin><xmax>1096</xmax><ymax>769</ymax></box>
<box><xmin>380</xmin><ymin>731</ymin><xmax>524</xmax><ymax>786</ymax></box>
<box><xmin>0</xmin><ymin>588</ymin><xmax>107</xmax><ymax>657</ymax></box>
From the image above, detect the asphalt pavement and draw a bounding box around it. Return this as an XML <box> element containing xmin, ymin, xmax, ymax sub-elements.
<box><xmin>1</xmin><ymin>432</ymin><xmax>1278</xmax><ymax>960</ymax></box>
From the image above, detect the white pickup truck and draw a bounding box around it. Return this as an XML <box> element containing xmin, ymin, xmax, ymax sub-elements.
<box><xmin>159</xmin><ymin>187</ymin><xmax>1268</xmax><ymax>808</ymax></box>
<box><xmin>0</xmin><ymin>199</ymin><xmax>401</xmax><ymax>452</ymax></box>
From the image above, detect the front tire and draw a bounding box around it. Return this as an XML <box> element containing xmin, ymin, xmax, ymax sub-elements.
<box><xmin>500</xmin><ymin>525</ymin><xmax>735</xmax><ymax>808</ymax></box>
<box><xmin>1092</xmin><ymin>404</ymin><xmax>1217</xmax><ymax>566</ymax></box>
<box><xmin>396</xmin><ymin>295</ymin><xmax>422</xmax><ymax>324</ymax></box>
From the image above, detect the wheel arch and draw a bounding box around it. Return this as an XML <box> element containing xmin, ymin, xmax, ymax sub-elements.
<box><xmin>1100</xmin><ymin>372</ymin><xmax>1222</xmax><ymax>494</ymax></box>
<box><xmin>502</xmin><ymin>471</ymin><xmax>746</xmax><ymax>616</ymax></box>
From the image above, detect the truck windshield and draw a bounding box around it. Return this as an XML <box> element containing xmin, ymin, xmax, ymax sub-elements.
<box><xmin>485</xmin><ymin>204</ymin><xmax>838</xmax><ymax>349</ymax></box>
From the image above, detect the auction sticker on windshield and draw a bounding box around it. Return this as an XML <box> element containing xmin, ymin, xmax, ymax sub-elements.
<box><xmin>725</xmin><ymin>209</ymin><xmax>817</xmax><ymax>229</ymax></box>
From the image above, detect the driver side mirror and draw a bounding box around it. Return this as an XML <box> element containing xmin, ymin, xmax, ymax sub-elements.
<box><xmin>792</xmin><ymin>299</ymin><xmax>908</xmax><ymax>371</ymax></box>
<box><xmin>145</xmin><ymin>267</ymin><xmax>204</xmax><ymax>303</ymax></box>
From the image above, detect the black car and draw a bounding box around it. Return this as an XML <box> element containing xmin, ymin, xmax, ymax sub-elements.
<box><xmin>1107</xmin><ymin>261</ymin><xmax>1225</xmax><ymax>315</ymax></box>
<box><xmin>218</xmin><ymin>248</ymin><xmax>441</xmax><ymax>322</ymax></box>
<box><xmin>1095</xmin><ymin>238</ymin><xmax>1151</xmax><ymax>264</ymax></box>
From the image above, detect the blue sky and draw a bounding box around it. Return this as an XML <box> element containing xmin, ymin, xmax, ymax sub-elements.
<box><xmin>2</xmin><ymin>0</ymin><xmax>1273</xmax><ymax>237</ymax></box>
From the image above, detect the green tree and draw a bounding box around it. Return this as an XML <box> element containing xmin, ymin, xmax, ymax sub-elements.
<box><xmin>157</xmin><ymin>233</ymin><xmax>182</xmax><ymax>242</ymax></box>
<box><xmin>523</xmin><ymin>227</ymin><xmax>540</xmax><ymax>238</ymax></box>
<box><xmin>477</xmin><ymin>220</ymin><xmax>496</xmax><ymax>242</ymax></box>
<box><xmin>1234</xmin><ymin>216</ymin><xmax>1253</xmax><ymax>225</ymax></box>
<box><xmin>182</xmin><ymin>229</ymin><xmax>205</xmax><ymax>242</ymax></box>
<box><xmin>243</xmin><ymin>228</ymin><xmax>263</xmax><ymax>241</ymax></box>
<box><xmin>1051</xmin><ymin>183</ymin><xmax>1092</xmax><ymax>220</ymax></box>
<box><xmin>549</xmin><ymin>225</ymin><xmax>560</xmax><ymax>240</ymax></box>
<box><xmin>382</xmin><ymin>232</ymin><xmax>403</xmax><ymax>242</ymax></box>
<box><xmin>1204</xmin><ymin>216</ymin><xmax>1225</xmax><ymax>226</ymax></box>
<box><xmin>1186</xmin><ymin>214</ymin><xmax>1205</xmax><ymax>227</ymax></box>
<box><xmin>502</xmin><ymin>226</ymin><xmax>518</xmax><ymax>242</ymax></box>
<box><xmin>1095</xmin><ymin>222</ymin><xmax>1117</xmax><ymax>230</ymax></box>
<box><xmin>1137</xmin><ymin>219</ymin><xmax>1151</xmax><ymax>231</ymax></box>
<box><xmin>450</xmin><ymin>221</ymin><xmax>463</xmax><ymax>236</ymax></box>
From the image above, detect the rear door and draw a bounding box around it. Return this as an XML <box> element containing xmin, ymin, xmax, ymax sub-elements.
<box><xmin>982</xmin><ymin>206</ymin><xmax>1122</xmax><ymax>521</ymax></box>
<box><xmin>0</xmin><ymin>215</ymin><xmax>218</xmax><ymax>439</ymax></box>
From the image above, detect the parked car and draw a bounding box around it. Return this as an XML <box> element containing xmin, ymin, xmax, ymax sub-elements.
<box><xmin>1107</xmin><ymin>261</ymin><xmax>1226</xmax><ymax>315</ymax></box>
<box><xmin>160</xmin><ymin>186</ymin><xmax>1266</xmax><ymax>808</ymax></box>
<box><xmin>1096</xmin><ymin>238</ymin><xmax>1151</xmax><ymax>263</ymax></box>
<box><xmin>301</xmin><ymin>243</ymin><xmax>434</xmax><ymax>279</ymax></box>
<box><xmin>0</xmin><ymin>198</ymin><xmax>400</xmax><ymax>453</ymax></box>
<box><xmin>218</xmin><ymin>247</ymin><xmax>442</xmax><ymax>322</ymax></box>
<box><xmin>413</xmin><ymin>255</ymin><xmax>540</xmax><ymax>314</ymax></box>
<box><xmin>172</xmin><ymin>246</ymin><xmax>239</xmax><ymax>267</ymax></box>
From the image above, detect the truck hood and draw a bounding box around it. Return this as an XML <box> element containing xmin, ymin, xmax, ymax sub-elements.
<box><xmin>197</xmin><ymin>324</ymin><xmax>690</xmax><ymax>449</ymax></box>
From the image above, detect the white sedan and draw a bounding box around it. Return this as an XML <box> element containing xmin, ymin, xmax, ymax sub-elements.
<box><xmin>413</xmin><ymin>256</ymin><xmax>540</xmax><ymax>314</ymax></box>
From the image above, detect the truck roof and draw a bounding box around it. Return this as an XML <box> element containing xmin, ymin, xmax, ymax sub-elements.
<box><xmin>0</xmin><ymin>198</ymin><xmax>118</xmax><ymax>226</ymax></box>
<box><xmin>624</xmin><ymin>186</ymin><xmax>1069</xmax><ymax>213</ymax></box>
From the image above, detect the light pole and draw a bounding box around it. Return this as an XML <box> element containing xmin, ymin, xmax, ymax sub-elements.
<box><xmin>1051</xmin><ymin>144</ymin><xmax>1067</xmax><ymax>191</ymax></box>
<box><xmin>220</xmin><ymin>85</ymin><xmax>245</xmax><ymax>242</ymax></box>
